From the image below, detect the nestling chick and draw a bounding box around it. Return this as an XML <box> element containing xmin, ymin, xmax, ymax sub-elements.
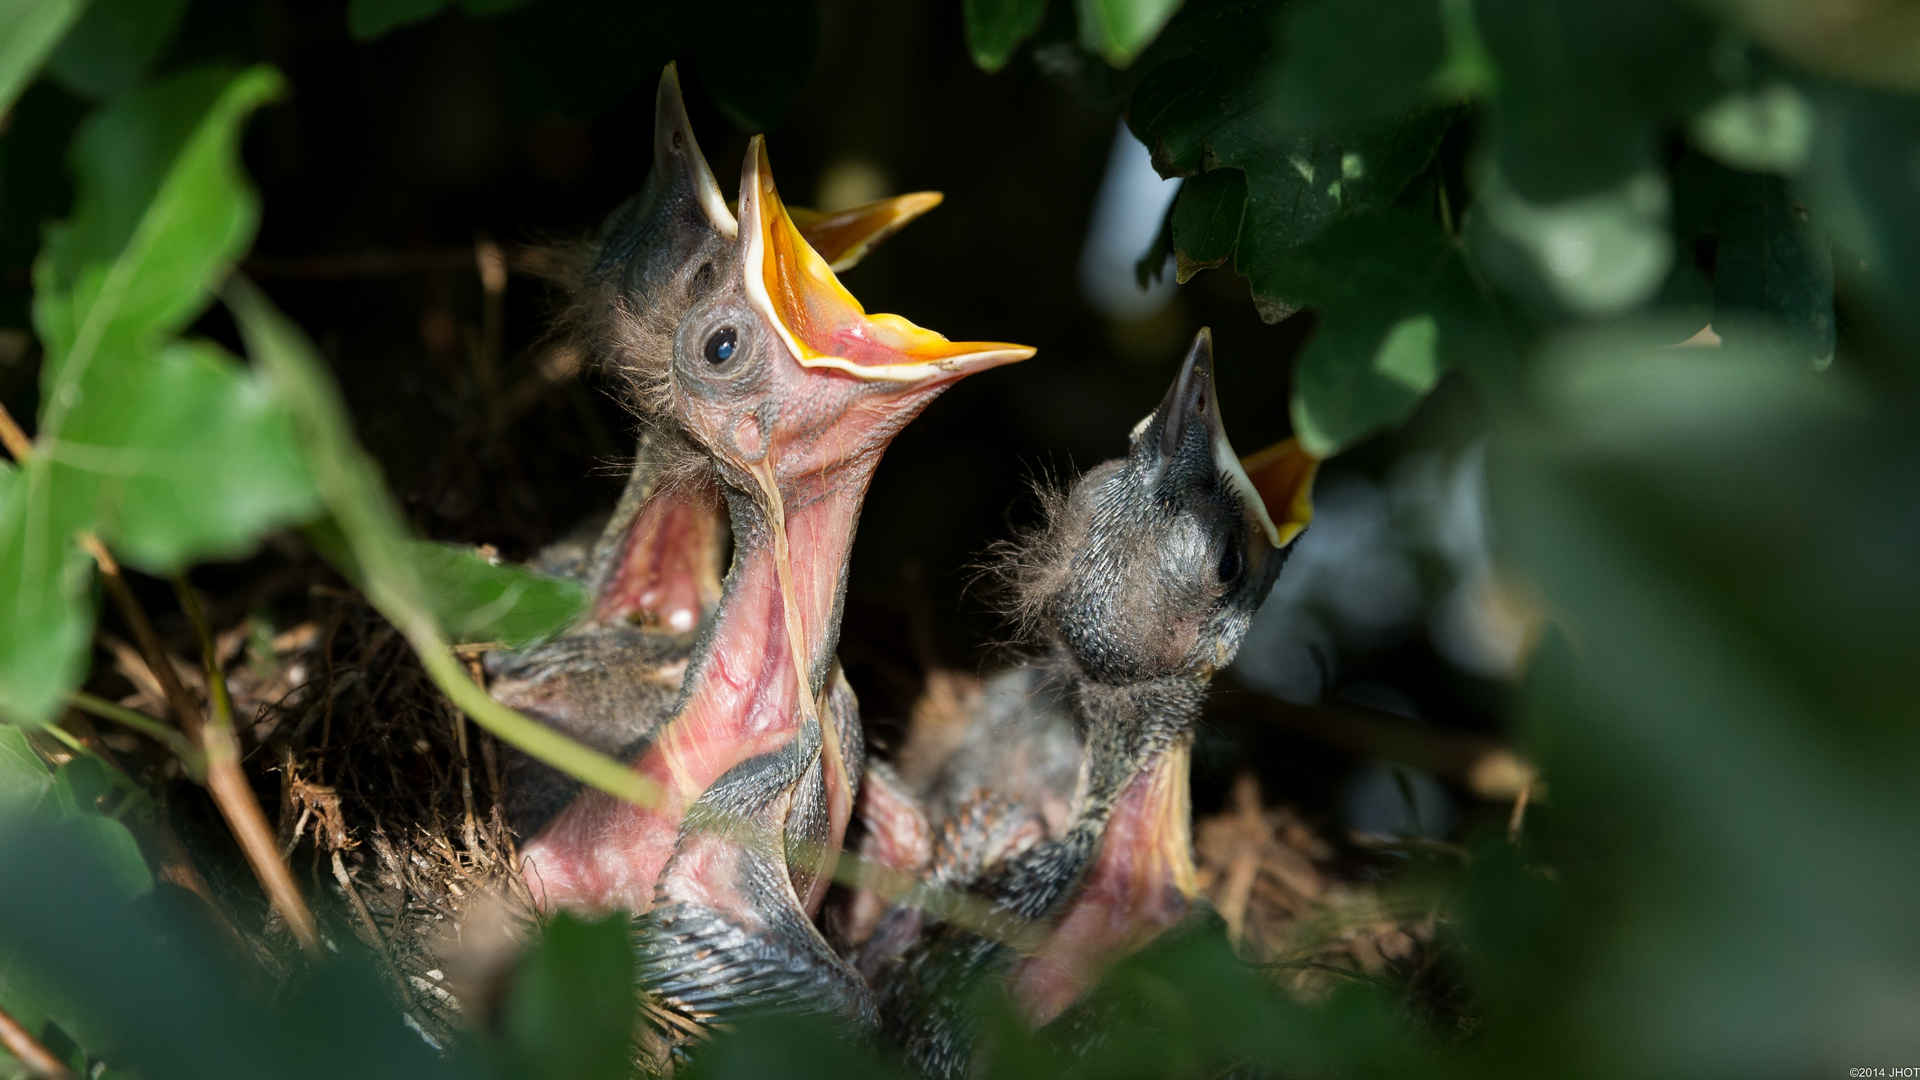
<box><xmin>486</xmin><ymin>64</ymin><xmax>939</xmax><ymax>837</ymax></box>
<box><xmin>866</xmin><ymin>329</ymin><xmax>1316</xmax><ymax>1078</ymax></box>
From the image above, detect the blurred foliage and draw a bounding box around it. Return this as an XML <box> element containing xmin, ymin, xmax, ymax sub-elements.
<box><xmin>2</xmin><ymin>0</ymin><xmax>1919</xmax><ymax>1076</ymax></box>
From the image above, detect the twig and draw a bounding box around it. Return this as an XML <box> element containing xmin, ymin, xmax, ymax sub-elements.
<box><xmin>172</xmin><ymin>575</ymin><xmax>320</xmax><ymax>952</ymax></box>
<box><xmin>66</xmin><ymin>692</ymin><xmax>203</xmax><ymax>775</ymax></box>
<box><xmin>0</xmin><ymin>1002</ymin><xmax>69</xmax><ymax>1078</ymax></box>
<box><xmin>332</xmin><ymin>851</ymin><xmax>410</xmax><ymax>1004</ymax></box>
<box><xmin>0</xmin><ymin>400</ymin><xmax>32</xmax><ymax>461</ymax></box>
<box><xmin>1507</xmin><ymin>780</ymin><xmax>1533</xmax><ymax>842</ymax></box>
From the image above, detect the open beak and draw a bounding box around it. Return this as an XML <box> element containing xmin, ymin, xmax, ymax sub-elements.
<box><xmin>1239</xmin><ymin>438</ymin><xmax>1317</xmax><ymax>549</ymax></box>
<box><xmin>789</xmin><ymin>192</ymin><xmax>944</xmax><ymax>272</ymax></box>
<box><xmin>738</xmin><ymin>137</ymin><xmax>1034</xmax><ymax>386</ymax></box>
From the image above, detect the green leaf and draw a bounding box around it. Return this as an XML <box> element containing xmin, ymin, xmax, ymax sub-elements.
<box><xmin>497</xmin><ymin>913</ymin><xmax>635</xmax><ymax>1080</ymax></box>
<box><xmin>1267</xmin><ymin>0</ymin><xmax>1491</xmax><ymax>129</ymax></box>
<box><xmin>1690</xmin><ymin>80</ymin><xmax>1814</xmax><ymax>174</ymax></box>
<box><xmin>47</xmin><ymin>339</ymin><xmax>322</xmax><ymax>572</ymax></box>
<box><xmin>311</xmin><ymin>526</ymin><xmax>587</xmax><ymax>647</ymax></box>
<box><xmin>0</xmin><ymin>725</ymin><xmax>53</xmax><ymax>813</ymax></box>
<box><xmin>346</xmin><ymin>0</ymin><xmax>452</xmax><ymax>39</ymax></box>
<box><xmin>1169</xmin><ymin>168</ymin><xmax>1244</xmax><ymax>283</ymax></box>
<box><xmin>0</xmin><ymin>0</ymin><xmax>87</xmax><ymax>116</ymax></box>
<box><xmin>33</xmin><ymin>66</ymin><xmax>284</xmax><ymax>386</ymax></box>
<box><xmin>45</xmin><ymin>0</ymin><xmax>189</xmax><ymax>100</ymax></box>
<box><xmin>966</xmin><ymin>0</ymin><xmax>1049</xmax><ymax>72</ymax></box>
<box><xmin>1475</xmin><ymin>0</ymin><xmax>1715</xmax><ymax>199</ymax></box>
<box><xmin>1077</xmin><ymin>0</ymin><xmax>1183</xmax><ymax>67</ymax></box>
<box><xmin>408</xmin><ymin>542</ymin><xmax>588</xmax><ymax>646</ymax></box>
<box><xmin>1276</xmin><ymin>214</ymin><xmax>1487</xmax><ymax>455</ymax></box>
<box><xmin>1485</xmin><ymin>334</ymin><xmax>1920</xmax><ymax>1070</ymax></box>
<box><xmin>1466</xmin><ymin>158</ymin><xmax>1673</xmax><ymax>317</ymax></box>
<box><xmin>1292</xmin><ymin>312</ymin><xmax>1439</xmax><ymax>458</ymax></box>
<box><xmin>4</xmin><ymin>66</ymin><xmax>313</xmax><ymax>724</ymax></box>
<box><xmin>0</xmin><ymin>461</ymin><xmax>98</xmax><ymax>725</ymax></box>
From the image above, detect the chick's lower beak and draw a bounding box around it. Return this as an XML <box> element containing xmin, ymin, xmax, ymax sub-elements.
<box><xmin>737</xmin><ymin>137</ymin><xmax>1033</xmax><ymax>388</ymax></box>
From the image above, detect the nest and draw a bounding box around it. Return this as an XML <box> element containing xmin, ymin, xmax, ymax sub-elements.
<box><xmin>211</xmin><ymin>583</ymin><xmax>534</xmax><ymax>1046</ymax></box>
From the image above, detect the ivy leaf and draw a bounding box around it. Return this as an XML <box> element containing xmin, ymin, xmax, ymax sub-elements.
<box><xmin>0</xmin><ymin>0</ymin><xmax>87</xmax><ymax>115</ymax></box>
<box><xmin>1078</xmin><ymin>0</ymin><xmax>1183</xmax><ymax>67</ymax></box>
<box><xmin>49</xmin><ymin>339</ymin><xmax>320</xmax><ymax>571</ymax></box>
<box><xmin>2</xmin><ymin>66</ymin><xmax>315</xmax><ymax>727</ymax></box>
<box><xmin>1279</xmin><ymin>214</ymin><xmax>1485</xmax><ymax>456</ymax></box>
<box><xmin>1128</xmin><ymin>5</ymin><xmax>1451</xmax><ymax>318</ymax></box>
<box><xmin>495</xmin><ymin>913</ymin><xmax>635</xmax><ymax>1080</ymax></box>
<box><xmin>46</xmin><ymin>0</ymin><xmax>190</xmax><ymax>100</ymax></box>
<box><xmin>1168</xmin><ymin>169</ymin><xmax>1244</xmax><ymax>283</ymax></box>
<box><xmin>33</xmin><ymin>66</ymin><xmax>283</xmax><ymax>375</ymax></box>
<box><xmin>966</xmin><ymin>0</ymin><xmax>1049</xmax><ymax>72</ymax></box>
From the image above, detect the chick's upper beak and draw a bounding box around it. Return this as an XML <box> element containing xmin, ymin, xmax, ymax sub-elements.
<box><xmin>1140</xmin><ymin>328</ymin><xmax>1318</xmax><ymax>549</ymax></box>
<box><xmin>652</xmin><ymin>63</ymin><xmax>736</xmax><ymax>235</ymax></box>
<box><xmin>737</xmin><ymin>137</ymin><xmax>1033</xmax><ymax>386</ymax></box>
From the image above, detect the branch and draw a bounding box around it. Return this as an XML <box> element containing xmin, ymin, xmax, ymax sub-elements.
<box><xmin>0</xmin><ymin>1003</ymin><xmax>69</xmax><ymax>1079</ymax></box>
<box><xmin>171</xmin><ymin>574</ymin><xmax>321</xmax><ymax>953</ymax></box>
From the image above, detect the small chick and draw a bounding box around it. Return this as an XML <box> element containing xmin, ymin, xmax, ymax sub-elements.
<box><xmin>865</xmin><ymin>329</ymin><xmax>1316</xmax><ymax>1078</ymax></box>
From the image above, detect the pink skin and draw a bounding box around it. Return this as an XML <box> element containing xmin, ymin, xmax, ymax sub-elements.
<box><xmin>519</xmin><ymin>465</ymin><xmax>877</xmax><ymax>915</ymax></box>
<box><xmin>592</xmin><ymin>495</ymin><xmax>723</xmax><ymax>632</ymax></box>
<box><xmin>519</xmin><ymin>137</ymin><xmax>1028</xmax><ymax>927</ymax></box>
<box><xmin>1011</xmin><ymin>749</ymin><xmax>1197</xmax><ymax>1025</ymax></box>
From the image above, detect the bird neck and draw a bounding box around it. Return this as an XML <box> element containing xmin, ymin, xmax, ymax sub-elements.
<box><xmin>660</xmin><ymin>462</ymin><xmax>872</xmax><ymax>808</ymax></box>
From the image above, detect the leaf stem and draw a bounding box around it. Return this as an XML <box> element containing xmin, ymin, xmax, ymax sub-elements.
<box><xmin>78</xmin><ymin>534</ymin><xmax>319</xmax><ymax>952</ymax></box>
<box><xmin>67</xmin><ymin>692</ymin><xmax>204</xmax><ymax>774</ymax></box>
<box><xmin>0</xmin><ymin>1002</ymin><xmax>69</xmax><ymax>1079</ymax></box>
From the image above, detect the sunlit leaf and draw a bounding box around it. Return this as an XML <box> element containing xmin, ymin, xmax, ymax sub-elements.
<box><xmin>1077</xmin><ymin>0</ymin><xmax>1182</xmax><ymax>67</ymax></box>
<box><xmin>0</xmin><ymin>0</ymin><xmax>87</xmax><ymax>116</ymax></box>
<box><xmin>1466</xmin><ymin>159</ymin><xmax>1673</xmax><ymax>317</ymax></box>
<box><xmin>1690</xmin><ymin>80</ymin><xmax>1814</xmax><ymax>174</ymax></box>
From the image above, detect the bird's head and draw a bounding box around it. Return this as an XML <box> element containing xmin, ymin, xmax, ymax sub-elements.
<box><xmin>579</xmin><ymin>64</ymin><xmax>944</xmax><ymax>411</ymax></box>
<box><xmin>1007</xmin><ymin>329</ymin><xmax>1316</xmax><ymax>686</ymax></box>
<box><xmin>663</xmin><ymin>137</ymin><xmax>1032</xmax><ymax>506</ymax></box>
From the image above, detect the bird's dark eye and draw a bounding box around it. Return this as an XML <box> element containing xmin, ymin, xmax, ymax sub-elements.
<box><xmin>1217</xmin><ymin>542</ymin><xmax>1243</xmax><ymax>585</ymax></box>
<box><xmin>704</xmin><ymin>326</ymin><xmax>737</xmax><ymax>365</ymax></box>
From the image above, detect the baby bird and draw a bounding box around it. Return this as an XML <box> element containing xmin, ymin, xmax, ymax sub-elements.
<box><xmin>864</xmin><ymin>330</ymin><xmax>1316</xmax><ymax>1078</ymax></box>
<box><xmin>486</xmin><ymin>64</ymin><xmax>939</xmax><ymax>837</ymax></box>
<box><xmin>516</xmin><ymin>136</ymin><xmax>1030</xmax><ymax>1041</ymax></box>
